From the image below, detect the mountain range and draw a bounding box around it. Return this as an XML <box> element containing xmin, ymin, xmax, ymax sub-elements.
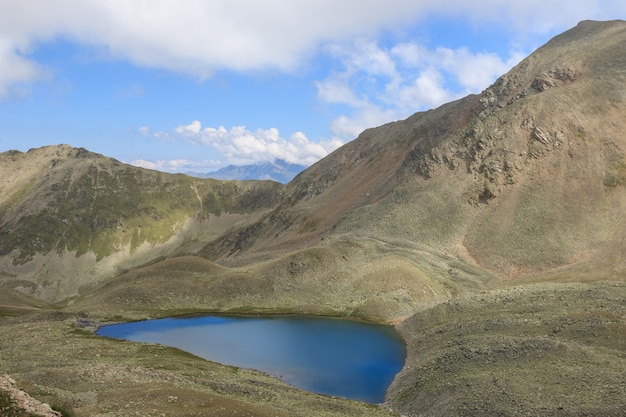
<box><xmin>189</xmin><ymin>159</ymin><xmax>307</xmax><ymax>183</ymax></box>
<box><xmin>0</xmin><ymin>20</ymin><xmax>625</xmax><ymax>417</ymax></box>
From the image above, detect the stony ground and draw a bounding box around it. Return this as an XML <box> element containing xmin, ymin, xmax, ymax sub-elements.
<box><xmin>388</xmin><ymin>281</ymin><xmax>626</xmax><ymax>416</ymax></box>
<box><xmin>0</xmin><ymin>310</ymin><xmax>400</xmax><ymax>417</ymax></box>
<box><xmin>1</xmin><ymin>280</ymin><xmax>625</xmax><ymax>416</ymax></box>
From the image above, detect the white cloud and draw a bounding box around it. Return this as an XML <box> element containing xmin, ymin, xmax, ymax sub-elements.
<box><xmin>138</xmin><ymin>125</ymin><xmax>172</xmax><ymax>141</ymax></box>
<box><xmin>0</xmin><ymin>0</ymin><xmax>426</xmax><ymax>90</ymax></box>
<box><xmin>1</xmin><ymin>0</ymin><xmax>625</xmax><ymax>97</ymax></box>
<box><xmin>144</xmin><ymin>121</ymin><xmax>343</xmax><ymax>167</ymax></box>
<box><xmin>431</xmin><ymin>47</ymin><xmax>526</xmax><ymax>92</ymax></box>
<box><xmin>396</xmin><ymin>68</ymin><xmax>455</xmax><ymax>110</ymax></box>
<box><xmin>316</xmin><ymin>38</ymin><xmax>528</xmax><ymax>140</ymax></box>
<box><xmin>329</xmin><ymin>107</ymin><xmax>400</xmax><ymax>140</ymax></box>
<box><xmin>316</xmin><ymin>75</ymin><xmax>367</xmax><ymax>108</ymax></box>
<box><xmin>328</xmin><ymin>39</ymin><xmax>397</xmax><ymax>78</ymax></box>
<box><xmin>138</xmin><ymin>126</ymin><xmax>151</xmax><ymax>136</ymax></box>
<box><xmin>0</xmin><ymin>37</ymin><xmax>47</xmax><ymax>98</ymax></box>
<box><xmin>175</xmin><ymin>120</ymin><xmax>202</xmax><ymax>135</ymax></box>
<box><xmin>130</xmin><ymin>158</ymin><xmax>168</xmax><ymax>171</ymax></box>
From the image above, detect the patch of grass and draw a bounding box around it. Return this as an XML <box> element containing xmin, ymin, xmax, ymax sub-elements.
<box><xmin>67</xmin><ymin>327</ymin><xmax>94</xmax><ymax>337</ymax></box>
<box><xmin>50</xmin><ymin>401</ymin><xmax>77</xmax><ymax>417</ymax></box>
<box><xmin>604</xmin><ymin>157</ymin><xmax>626</xmax><ymax>187</ymax></box>
<box><xmin>390</xmin><ymin>282</ymin><xmax>626</xmax><ymax>416</ymax></box>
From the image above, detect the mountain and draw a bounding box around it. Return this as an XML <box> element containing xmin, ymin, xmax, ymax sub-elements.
<box><xmin>0</xmin><ymin>145</ymin><xmax>284</xmax><ymax>301</ymax></box>
<box><xmin>191</xmin><ymin>159</ymin><xmax>307</xmax><ymax>183</ymax></box>
<box><xmin>200</xmin><ymin>19</ymin><xmax>626</xmax><ymax>282</ymax></box>
<box><xmin>0</xmin><ymin>20</ymin><xmax>625</xmax><ymax>417</ymax></box>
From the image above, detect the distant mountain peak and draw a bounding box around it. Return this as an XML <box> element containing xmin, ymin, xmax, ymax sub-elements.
<box><xmin>189</xmin><ymin>159</ymin><xmax>307</xmax><ymax>183</ymax></box>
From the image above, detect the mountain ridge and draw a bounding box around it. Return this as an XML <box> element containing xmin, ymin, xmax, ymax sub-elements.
<box><xmin>190</xmin><ymin>159</ymin><xmax>307</xmax><ymax>183</ymax></box>
<box><xmin>0</xmin><ymin>20</ymin><xmax>625</xmax><ymax>417</ymax></box>
<box><xmin>2</xmin><ymin>20</ymin><xmax>626</xmax><ymax>305</ymax></box>
<box><xmin>0</xmin><ymin>144</ymin><xmax>285</xmax><ymax>300</ymax></box>
<box><xmin>199</xmin><ymin>19</ymin><xmax>626</xmax><ymax>280</ymax></box>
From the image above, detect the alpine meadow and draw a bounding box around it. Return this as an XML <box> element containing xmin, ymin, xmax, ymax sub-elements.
<box><xmin>1</xmin><ymin>20</ymin><xmax>625</xmax><ymax>417</ymax></box>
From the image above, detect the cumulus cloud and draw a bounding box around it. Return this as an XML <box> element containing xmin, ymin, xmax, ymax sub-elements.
<box><xmin>0</xmin><ymin>0</ymin><xmax>425</xmax><ymax>91</ymax></box>
<box><xmin>432</xmin><ymin>47</ymin><xmax>526</xmax><ymax>92</ymax></box>
<box><xmin>329</xmin><ymin>107</ymin><xmax>400</xmax><ymax>141</ymax></box>
<box><xmin>0</xmin><ymin>38</ymin><xmax>47</xmax><ymax>98</ymax></box>
<box><xmin>175</xmin><ymin>120</ymin><xmax>202</xmax><ymax>136</ymax></box>
<box><xmin>138</xmin><ymin>125</ymin><xmax>172</xmax><ymax>141</ymax></box>
<box><xmin>316</xmin><ymin>38</ymin><xmax>526</xmax><ymax>140</ymax></box>
<box><xmin>143</xmin><ymin>121</ymin><xmax>343</xmax><ymax>167</ymax></box>
<box><xmin>179</xmin><ymin>122</ymin><xmax>343</xmax><ymax>166</ymax></box>
<box><xmin>1</xmin><ymin>0</ymin><xmax>625</xmax><ymax>97</ymax></box>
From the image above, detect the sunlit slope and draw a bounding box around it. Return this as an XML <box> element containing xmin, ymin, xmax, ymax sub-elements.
<box><xmin>388</xmin><ymin>281</ymin><xmax>626</xmax><ymax>415</ymax></box>
<box><xmin>208</xmin><ymin>20</ymin><xmax>626</xmax><ymax>284</ymax></box>
<box><xmin>0</xmin><ymin>145</ymin><xmax>283</xmax><ymax>301</ymax></box>
<box><xmin>75</xmin><ymin>239</ymin><xmax>457</xmax><ymax>321</ymax></box>
<box><xmin>2</xmin><ymin>21</ymin><xmax>626</xmax><ymax>316</ymax></box>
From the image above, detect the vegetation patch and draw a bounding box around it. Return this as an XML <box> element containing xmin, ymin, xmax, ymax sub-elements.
<box><xmin>389</xmin><ymin>282</ymin><xmax>626</xmax><ymax>416</ymax></box>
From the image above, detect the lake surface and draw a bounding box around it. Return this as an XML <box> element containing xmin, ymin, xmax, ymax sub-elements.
<box><xmin>97</xmin><ymin>314</ymin><xmax>406</xmax><ymax>403</ymax></box>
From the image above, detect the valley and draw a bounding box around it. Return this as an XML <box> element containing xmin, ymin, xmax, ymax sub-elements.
<box><xmin>1</xmin><ymin>20</ymin><xmax>626</xmax><ymax>416</ymax></box>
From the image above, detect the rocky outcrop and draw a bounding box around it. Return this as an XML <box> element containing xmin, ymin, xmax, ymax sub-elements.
<box><xmin>0</xmin><ymin>375</ymin><xmax>61</xmax><ymax>417</ymax></box>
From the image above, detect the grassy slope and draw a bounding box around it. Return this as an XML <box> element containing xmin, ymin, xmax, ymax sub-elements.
<box><xmin>68</xmin><ymin>238</ymin><xmax>455</xmax><ymax>322</ymax></box>
<box><xmin>331</xmin><ymin>21</ymin><xmax>626</xmax><ymax>282</ymax></box>
<box><xmin>0</xmin><ymin>312</ymin><xmax>397</xmax><ymax>417</ymax></box>
<box><xmin>0</xmin><ymin>145</ymin><xmax>284</xmax><ymax>301</ymax></box>
<box><xmin>1</xmin><ymin>21</ymin><xmax>626</xmax><ymax>417</ymax></box>
<box><xmin>389</xmin><ymin>281</ymin><xmax>626</xmax><ymax>416</ymax></box>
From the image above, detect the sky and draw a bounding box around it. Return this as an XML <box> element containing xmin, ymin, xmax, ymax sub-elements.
<box><xmin>1</xmin><ymin>1</ymin><xmax>625</xmax><ymax>173</ymax></box>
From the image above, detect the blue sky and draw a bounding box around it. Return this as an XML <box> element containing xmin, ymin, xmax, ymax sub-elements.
<box><xmin>1</xmin><ymin>1</ymin><xmax>625</xmax><ymax>173</ymax></box>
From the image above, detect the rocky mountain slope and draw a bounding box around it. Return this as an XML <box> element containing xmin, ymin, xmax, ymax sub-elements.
<box><xmin>0</xmin><ymin>19</ymin><xmax>625</xmax><ymax>417</ymax></box>
<box><xmin>0</xmin><ymin>375</ymin><xmax>61</xmax><ymax>417</ymax></box>
<box><xmin>205</xmin><ymin>19</ymin><xmax>626</xmax><ymax>282</ymax></box>
<box><xmin>2</xmin><ymin>21</ymin><xmax>624</xmax><ymax>315</ymax></box>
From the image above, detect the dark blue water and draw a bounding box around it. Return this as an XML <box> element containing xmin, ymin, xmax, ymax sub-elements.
<box><xmin>97</xmin><ymin>315</ymin><xmax>406</xmax><ymax>403</ymax></box>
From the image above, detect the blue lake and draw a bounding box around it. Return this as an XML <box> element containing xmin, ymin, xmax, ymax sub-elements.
<box><xmin>97</xmin><ymin>315</ymin><xmax>406</xmax><ymax>403</ymax></box>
